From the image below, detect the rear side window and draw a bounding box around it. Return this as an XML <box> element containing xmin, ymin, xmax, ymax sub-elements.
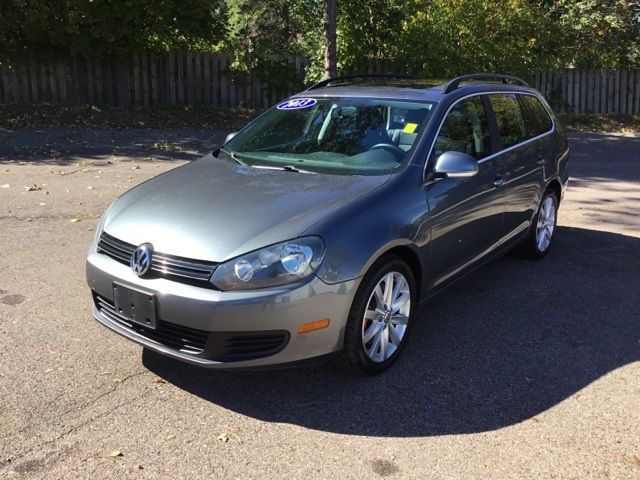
<box><xmin>488</xmin><ymin>94</ymin><xmax>527</xmax><ymax>149</ymax></box>
<box><xmin>433</xmin><ymin>96</ymin><xmax>491</xmax><ymax>160</ymax></box>
<box><xmin>519</xmin><ymin>94</ymin><xmax>553</xmax><ymax>137</ymax></box>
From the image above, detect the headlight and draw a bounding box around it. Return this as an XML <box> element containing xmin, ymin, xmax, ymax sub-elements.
<box><xmin>210</xmin><ymin>237</ymin><xmax>325</xmax><ymax>290</ymax></box>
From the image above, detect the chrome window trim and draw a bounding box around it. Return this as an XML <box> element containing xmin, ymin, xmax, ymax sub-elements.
<box><xmin>422</xmin><ymin>91</ymin><xmax>556</xmax><ymax>180</ymax></box>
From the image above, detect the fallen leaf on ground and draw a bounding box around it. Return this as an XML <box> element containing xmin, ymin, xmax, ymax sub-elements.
<box><xmin>155</xmin><ymin>378</ymin><xmax>166</xmax><ymax>384</ymax></box>
<box><xmin>108</xmin><ymin>450</ymin><xmax>123</xmax><ymax>458</ymax></box>
<box><xmin>217</xmin><ymin>433</ymin><xmax>229</xmax><ymax>443</ymax></box>
<box><xmin>70</xmin><ymin>218</ymin><xmax>80</xmax><ymax>223</ymax></box>
<box><xmin>165</xmin><ymin>435</ymin><xmax>176</xmax><ymax>441</ymax></box>
<box><xmin>1</xmin><ymin>184</ymin><xmax>9</xmax><ymax>188</ymax></box>
<box><xmin>24</xmin><ymin>184</ymin><xmax>43</xmax><ymax>191</ymax></box>
<box><xmin>87</xmin><ymin>186</ymin><xmax>94</xmax><ymax>190</ymax></box>
<box><xmin>38</xmin><ymin>203</ymin><xmax>46</xmax><ymax>206</ymax></box>
<box><xmin>99</xmin><ymin>371</ymin><xmax>112</xmax><ymax>375</ymax></box>
<box><xmin>113</xmin><ymin>378</ymin><xmax>123</xmax><ymax>383</ymax></box>
<box><xmin>132</xmin><ymin>165</ymin><xmax>140</xmax><ymax>170</ymax></box>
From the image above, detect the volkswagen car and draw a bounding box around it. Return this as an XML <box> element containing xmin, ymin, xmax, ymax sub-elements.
<box><xmin>86</xmin><ymin>73</ymin><xmax>569</xmax><ymax>374</ymax></box>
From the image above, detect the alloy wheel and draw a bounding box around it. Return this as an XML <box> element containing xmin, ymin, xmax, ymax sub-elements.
<box><xmin>536</xmin><ymin>196</ymin><xmax>556</xmax><ymax>252</ymax></box>
<box><xmin>361</xmin><ymin>271</ymin><xmax>411</xmax><ymax>363</ymax></box>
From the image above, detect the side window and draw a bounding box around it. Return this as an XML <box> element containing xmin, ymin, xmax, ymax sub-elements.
<box><xmin>519</xmin><ymin>95</ymin><xmax>553</xmax><ymax>137</ymax></box>
<box><xmin>433</xmin><ymin>96</ymin><xmax>491</xmax><ymax>160</ymax></box>
<box><xmin>489</xmin><ymin>94</ymin><xmax>527</xmax><ymax>149</ymax></box>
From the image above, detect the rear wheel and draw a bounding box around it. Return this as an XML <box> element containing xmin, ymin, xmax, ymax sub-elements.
<box><xmin>514</xmin><ymin>189</ymin><xmax>558</xmax><ymax>260</ymax></box>
<box><xmin>337</xmin><ymin>256</ymin><xmax>416</xmax><ymax>374</ymax></box>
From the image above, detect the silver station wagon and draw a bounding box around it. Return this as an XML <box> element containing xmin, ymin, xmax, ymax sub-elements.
<box><xmin>86</xmin><ymin>73</ymin><xmax>569</xmax><ymax>374</ymax></box>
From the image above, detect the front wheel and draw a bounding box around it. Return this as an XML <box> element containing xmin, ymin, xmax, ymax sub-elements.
<box><xmin>514</xmin><ymin>189</ymin><xmax>558</xmax><ymax>260</ymax></box>
<box><xmin>337</xmin><ymin>256</ymin><xmax>416</xmax><ymax>374</ymax></box>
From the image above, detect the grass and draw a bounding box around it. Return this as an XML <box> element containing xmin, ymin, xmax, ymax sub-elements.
<box><xmin>0</xmin><ymin>104</ymin><xmax>638</xmax><ymax>136</ymax></box>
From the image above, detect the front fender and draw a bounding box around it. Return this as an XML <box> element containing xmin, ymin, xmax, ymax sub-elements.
<box><xmin>305</xmin><ymin>165</ymin><xmax>430</xmax><ymax>285</ymax></box>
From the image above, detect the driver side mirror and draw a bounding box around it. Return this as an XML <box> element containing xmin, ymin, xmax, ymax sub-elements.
<box><xmin>224</xmin><ymin>132</ymin><xmax>237</xmax><ymax>144</ymax></box>
<box><xmin>433</xmin><ymin>151</ymin><xmax>478</xmax><ymax>178</ymax></box>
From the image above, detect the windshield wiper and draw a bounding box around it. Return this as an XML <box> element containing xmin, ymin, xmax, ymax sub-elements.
<box><xmin>218</xmin><ymin>147</ymin><xmax>248</xmax><ymax>167</ymax></box>
<box><xmin>252</xmin><ymin>164</ymin><xmax>315</xmax><ymax>174</ymax></box>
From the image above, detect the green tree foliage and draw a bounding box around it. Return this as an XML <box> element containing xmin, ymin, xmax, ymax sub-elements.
<box><xmin>337</xmin><ymin>0</ymin><xmax>406</xmax><ymax>68</ymax></box>
<box><xmin>0</xmin><ymin>0</ymin><xmax>639</xmax><ymax>77</ymax></box>
<box><xmin>552</xmin><ymin>0</ymin><xmax>640</xmax><ymax>69</ymax></box>
<box><xmin>222</xmin><ymin>0</ymin><xmax>323</xmax><ymax>90</ymax></box>
<box><xmin>397</xmin><ymin>0</ymin><xmax>563</xmax><ymax>78</ymax></box>
<box><xmin>0</xmin><ymin>0</ymin><xmax>227</xmax><ymax>59</ymax></box>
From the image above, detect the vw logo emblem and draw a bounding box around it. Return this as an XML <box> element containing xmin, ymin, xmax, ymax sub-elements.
<box><xmin>130</xmin><ymin>243</ymin><xmax>153</xmax><ymax>277</ymax></box>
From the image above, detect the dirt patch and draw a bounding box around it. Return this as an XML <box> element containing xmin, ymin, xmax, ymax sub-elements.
<box><xmin>559</xmin><ymin>113</ymin><xmax>640</xmax><ymax>136</ymax></box>
<box><xmin>0</xmin><ymin>293</ymin><xmax>25</xmax><ymax>305</ymax></box>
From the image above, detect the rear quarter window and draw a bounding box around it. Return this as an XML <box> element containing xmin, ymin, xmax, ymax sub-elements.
<box><xmin>519</xmin><ymin>94</ymin><xmax>553</xmax><ymax>137</ymax></box>
<box><xmin>488</xmin><ymin>94</ymin><xmax>527</xmax><ymax>149</ymax></box>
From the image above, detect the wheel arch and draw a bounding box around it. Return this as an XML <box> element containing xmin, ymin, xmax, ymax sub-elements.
<box><xmin>546</xmin><ymin>177</ymin><xmax>563</xmax><ymax>205</ymax></box>
<box><xmin>366</xmin><ymin>243</ymin><xmax>424</xmax><ymax>300</ymax></box>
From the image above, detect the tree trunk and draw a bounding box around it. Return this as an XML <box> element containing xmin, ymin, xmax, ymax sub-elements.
<box><xmin>324</xmin><ymin>0</ymin><xmax>337</xmax><ymax>78</ymax></box>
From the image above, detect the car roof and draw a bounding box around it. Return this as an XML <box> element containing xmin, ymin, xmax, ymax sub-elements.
<box><xmin>290</xmin><ymin>75</ymin><xmax>540</xmax><ymax>103</ymax></box>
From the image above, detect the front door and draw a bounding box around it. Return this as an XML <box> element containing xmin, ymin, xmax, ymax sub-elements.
<box><xmin>425</xmin><ymin>95</ymin><xmax>505</xmax><ymax>291</ymax></box>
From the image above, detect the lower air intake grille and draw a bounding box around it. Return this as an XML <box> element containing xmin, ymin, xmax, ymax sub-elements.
<box><xmin>94</xmin><ymin>294</ymin><xmax>209</xmax><ymax>353</ymax></box>
<box><xmin>216</xmin><ymin>332</ymin><xmax>290</xmax><ymax>362</ymax></box>
<box><xmin>94</xmin><ymin>294</ymin><xmax>290</xmax><ymax>361</ymax></box>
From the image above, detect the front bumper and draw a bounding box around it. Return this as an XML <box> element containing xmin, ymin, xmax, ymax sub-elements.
<box><xmin>87</xmin><ymin>251</ymin><xmax>360</xmax><ymax>369</ymax></box>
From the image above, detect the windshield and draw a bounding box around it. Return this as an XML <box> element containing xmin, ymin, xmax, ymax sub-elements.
<box><xmin>223</xmin><ymin>96</ymin><xmax>436</xmax><ymax>175</ymax></box>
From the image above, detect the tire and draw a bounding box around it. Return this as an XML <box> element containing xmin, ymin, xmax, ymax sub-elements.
<box><xmin>514</xmin><ymin>189</ymin><xmax>559</xmax><ymax>260</ymax></box>
<box><xmin>336</xmin><ymin>255</ymin><xmax>416</xmax><ymax>374</ymax></box>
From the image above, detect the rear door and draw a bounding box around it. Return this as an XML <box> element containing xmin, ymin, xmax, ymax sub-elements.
<box><xmin>425</xmin><ymin>95</ymin><xmax>505</xmax><ymax>290</ymax></box>
<box><xmin>487</xmin><ymin>93</ymin><xmax>546</xmax><ymax>240</ymax></box>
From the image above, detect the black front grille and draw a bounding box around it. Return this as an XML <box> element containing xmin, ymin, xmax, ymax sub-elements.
<box><xmin>97</xmin><ymin>232</ymin><xmax>217</xmax><ymax>287</ymax></box>
<box><xmin>95</xmin><ymin>294</ymin><xmax>209</xmax><ymax>353</ymax></box>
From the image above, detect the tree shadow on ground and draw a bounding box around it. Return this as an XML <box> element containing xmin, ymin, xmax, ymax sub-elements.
<box><xmin>143</xmin><ymin>226</ymin><xmax>640</xmax><ymax>437</ymax></box>
<box><xmin>0</xmin><ymin>128</ymin><xmax>225</xmax><ymax>165</ymax></box>
<box><xmin>568</xmin><ymin>132</ymin><xmax>640</xmax><ymax>183</ymax></box>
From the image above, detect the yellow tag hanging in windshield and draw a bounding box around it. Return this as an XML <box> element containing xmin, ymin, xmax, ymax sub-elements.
<box><xmin>403</xmin><ymin>123</ymin><xmax>418</xmax><ymax>133</ymax></box>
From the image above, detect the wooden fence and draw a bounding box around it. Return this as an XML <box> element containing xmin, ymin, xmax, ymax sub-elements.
<box><xmin>1</xmin><ymin>55</ymin><xmax>639</xmax><ymax>114</ymax></box>
<box><xmin>533</xmin><ymin>69</ymin><xmax>640</xmax><ymax>114</ymax></box>
<box><xmin>0</xmin><ymin>52</ymin><xmax>309</xmax><ymax>109</ymax></box>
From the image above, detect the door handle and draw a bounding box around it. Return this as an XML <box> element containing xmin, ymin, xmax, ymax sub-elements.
<box><xmin>493</xmin><ymin>175</ymin><xmax>505</xmax><ymax>187</ymax></box>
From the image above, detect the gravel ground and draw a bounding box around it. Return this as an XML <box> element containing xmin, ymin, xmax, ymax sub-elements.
<box><xmin>0</xmin><ymin>129</ymin><xmax>638</xmax><ymax>479</ymax></box>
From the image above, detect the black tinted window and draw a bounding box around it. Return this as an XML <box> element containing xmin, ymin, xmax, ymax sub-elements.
<box><xmin>489</xmin><ymin>94</ymin><xmax>527</xmax><ymax>149</ymax></box>
<box><xmin>433</xmin><ymin>96</ymin><xmax>491</xmax><ymax>160</ymax></box>
<box><xmin>519</xmin><ymin>95</ymin><xmax>553</xmax><ymax>137</ymax></box>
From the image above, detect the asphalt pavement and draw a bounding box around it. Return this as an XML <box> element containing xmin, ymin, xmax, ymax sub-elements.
<box><xmin>0</xmin><ymin>129</ymin><xmax>638</xmax><ymax>479</ymax></box>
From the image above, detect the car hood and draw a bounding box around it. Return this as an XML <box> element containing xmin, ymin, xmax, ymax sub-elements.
<box><xmin>103</xmin><ymin>154</ymin><xmax>390</xmax><ymax>262</ymax></box>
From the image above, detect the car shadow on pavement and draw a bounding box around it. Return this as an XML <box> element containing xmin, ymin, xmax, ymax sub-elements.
<box><xmin>143</xmin><ymin>226</ymin><xmax>640</xmax><ymax>437</ymax></box>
